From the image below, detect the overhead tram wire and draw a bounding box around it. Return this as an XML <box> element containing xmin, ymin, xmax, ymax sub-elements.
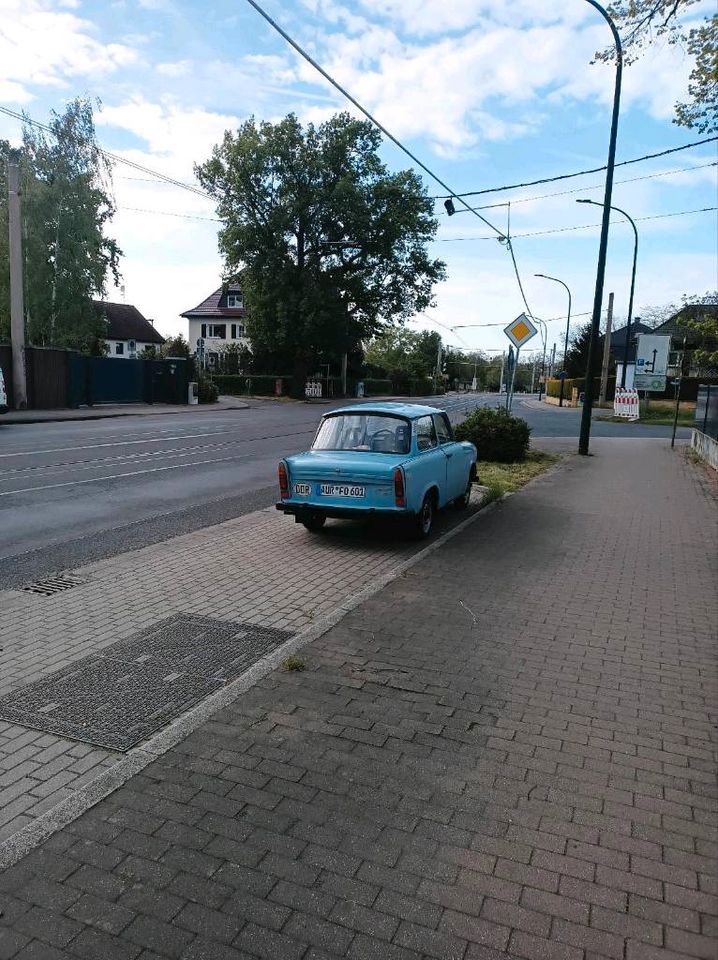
<box><xmin>430</xmin><ymin>136</ymin><xmax>718</xmax><ymax>200</ymax></box>
<box><xmin>437</xmin><ymin>161</ymin><xmax>718</xmax><ymax>215</ymax></box>
<box><xmin>437</xmin><ymin>205</ymin><xmax>718</xmax><ymax>241</ymax></box>
<box><xmin>241</xmin><ymin>0</ymin><xmax>541</xmax><ymax>320</ymax></box>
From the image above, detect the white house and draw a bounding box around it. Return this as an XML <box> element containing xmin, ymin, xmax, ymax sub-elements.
<box><xmin>93</xmin><ymin>301</ymin><xmax>165</xmax><ymax>357</ymax></box>
<box><xmin>181</xmin><ymin>284</ymin><xmax>250</xmax><ymax>367</ymax></box>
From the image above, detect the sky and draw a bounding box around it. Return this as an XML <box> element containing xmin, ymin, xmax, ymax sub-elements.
<box><xmin>1</xmin><ymin>0</ymin><xmax>716</xmax><ymax>359</ymax></box>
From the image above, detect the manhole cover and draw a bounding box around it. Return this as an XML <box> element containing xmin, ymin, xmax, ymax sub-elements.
<box><xmin>0</xmin><ymin>614</ymin><xmax>290</xmax><ymax>751</ymax></box>
<box><xmin>21</xmin><ymin>574</ymin><xmax>86</xmax><ymax>596</ymax></box>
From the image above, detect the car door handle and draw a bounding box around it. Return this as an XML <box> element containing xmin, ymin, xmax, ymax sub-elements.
<box><xmin>445</xmin><ymin>452</ymin><xmax>454</xmax><ymax>458</ymax></box>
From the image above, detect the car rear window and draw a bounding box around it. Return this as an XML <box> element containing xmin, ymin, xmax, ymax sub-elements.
<box><xmin>312</xmin><ymin>414</ymin><xmax>411</xmax><ymax>454</ymax></box>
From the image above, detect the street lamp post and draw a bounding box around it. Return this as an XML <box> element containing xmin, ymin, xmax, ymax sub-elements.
<box><xmin>576</xmin><ymin>198</ymin><xmax>637</xmax><ymax>388</ymax></box>
<box><xmin>578</xmin><ymin>0</ymin><xmax>623</xmax><ymax>455</ymax></box>
<box><xmin>535</xmin><ymin>274</ymin><xmax>572</xmax><ymax>406</ymax></box>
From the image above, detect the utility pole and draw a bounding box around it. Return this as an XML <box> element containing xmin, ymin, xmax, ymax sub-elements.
<box><xmin>599</xmin><ymin>292</ymin><xmax>614</xmax><ymax>407</ymax></box>
<box><xmin>7</xmin><ymin>155</ymin><xmax>28</xmax><ymax>409</ymax></box>
<box><xmin>499</xmin><ymin>351</ymin><xmax>505</xmax><ymax>394</ymax></box>
<box><xmin>530</xmin><ymin>354</ymin><xmax>537</xmax><ymax>394</ymax></box>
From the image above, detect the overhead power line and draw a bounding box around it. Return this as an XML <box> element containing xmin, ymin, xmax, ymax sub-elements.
<box><xmin>438</xmin><ymin>205</ymin><xmax>718</xmax><ymax>241</ymax></box>
<box><xmin>430</xmin><ymin>136</ymin><xmax>718</xmax><ymax>200</ymax></box>
<box><xmin>439</xmin><ymin>161</ymin><xmax>718</xmax><ymax>215</ymax></box>
<box><xmin>0</xmin><ymin>105</ymin><xmax>212</xmax><ymax>201</ymax></box>
<box><xmin>241</xmin><ymin>0</ymin><xmax>540</xmax><ymax>320</ymax></box>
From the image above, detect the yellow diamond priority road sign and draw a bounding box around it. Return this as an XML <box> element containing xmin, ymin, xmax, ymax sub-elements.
<box><xmin>504</xmin><ymin>313</ymin><xmax>538</xmax><ymax>349</ymax></box>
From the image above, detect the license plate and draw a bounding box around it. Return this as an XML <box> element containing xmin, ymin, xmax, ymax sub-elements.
<box><xmin>319</xmin><ymin>484</ymin><xmax>365</xmax><ymax>498</ymax></box>
<box><xmin>294</xmin><ymin>483</ymin><xmax>311</xmax><ymax>496</ymax></box>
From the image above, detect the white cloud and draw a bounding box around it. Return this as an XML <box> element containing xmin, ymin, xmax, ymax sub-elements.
<box><xmin>96</xmin><ymin>97</ymin><xmax>240</xmax><ymax>175</ymax></box>
<box><xmin>156</xmin><ymin>60</ymin><xmax>191</xmax><ymax>77</ymax></box>
<box><xmin>0</xmin><ymin>0</ymin><xmax>137</xmax><ymax>103</ymax></box>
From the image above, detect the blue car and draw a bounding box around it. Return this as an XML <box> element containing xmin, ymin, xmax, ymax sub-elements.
<box><xmin>276</xmin><ymin>402</ymin><xmax>477</xmax><ymax>538</ymax></box>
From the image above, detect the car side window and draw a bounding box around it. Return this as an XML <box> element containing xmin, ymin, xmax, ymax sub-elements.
<box><xmin>416</xmin><ymin>415</ymin><xmax>438</xmax><ymax>451</ymax></box>
<box><xmin>434</xmin><ymin>413</ymin><xmax>453</xmax><ymax>444</ymax></box>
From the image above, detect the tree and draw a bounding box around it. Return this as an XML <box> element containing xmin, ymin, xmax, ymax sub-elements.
<box><xmin>217</xmin><ymin>341</ymin><xmax>252</xmax><ymax>374</ymax></box>
<box><xmin>365</xmin><ymin>328</ymin><xmax>439</xmax><ymax>379</ymax></box>
<box><xmin>595</xmin><ymin>2</ymin><xmax>717</xmax><ymax>133</ymax></box>
<box><xmin>565</xmin><ymin>322</ymin><xmax>594</xmax><ymax>377</ymax></box>
<box><xmin>680</xmin><ymin>291</ymin><xmax>718</xmax><ymax>369</ymax></box>
<box><xmin>160</xmin><ymin>334</ymin><xmax>192</xmax><ymax>359</ymax></box>
<box><xmin>0</xmin><ymin>99</ymin><xmax>122</xmax><ymax>349</ymax></box>
<box><xmin>196</xmin><ymin>113</ymin><xmax>445</xmax><ymax>388</ymax></box>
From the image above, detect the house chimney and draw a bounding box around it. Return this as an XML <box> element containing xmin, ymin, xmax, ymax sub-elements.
<box><xmin>120</xmin><ymin>284</ymin><xmax>126</xmax><ymax>302</ymax></box>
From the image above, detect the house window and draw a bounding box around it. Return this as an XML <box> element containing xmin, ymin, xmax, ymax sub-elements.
<box><xmin>201</xmin><ymin>323</ymin><xmax>207</xmax><ymax>338</ymax></box>
<box><xmin>115</xmin><ymin>342</ymin><xmax>124</xmax><ymax>355</ymax></box>
<box><xmin>207</xmin><ymin>324</ymin><xmax>226</xmax><ymax>339</ymax></box>
<box><xmin>227</xmin><ymin>293</ymin><xmax>243</xmax><ymax>308</ymax></box>
<box><xmin>231</xmin><ymin>324</ymin><xmax>245</xmax><ymax>339</ymax></box>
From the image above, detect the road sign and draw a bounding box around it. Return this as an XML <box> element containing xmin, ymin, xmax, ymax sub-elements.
<box><xmin>558</xmin><ymin>370</ymin><xmax>568</xmax><ymax>380</ymax></box>
<box><xmin>634</xmin><ymin>334</ymin><xmax>670</xmax><ymax>392</ymax></box>
<box><xmin>504</xmin><ymin>313</ymin><xmax>538</xmax><ymax>349</ymax></box>
<box><xmin>196</xmin><ymin>337</ymin><xmax>205</xmax><ymax>349</ymax></box>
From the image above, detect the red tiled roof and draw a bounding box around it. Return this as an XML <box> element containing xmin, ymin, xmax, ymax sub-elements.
<box><xmin>92</xmin><ymin>301</ymin><xmax>165</xmax><ymax>344</ymax></box>
<box><xmin>181</xmin><ymin>287</ymin><xmax>247</xmax><ymax>319</ymax></box>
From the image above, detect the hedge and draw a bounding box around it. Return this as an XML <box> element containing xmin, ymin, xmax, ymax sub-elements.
<box><xmin>210</xmin><ymin>372</ymin><xmax>442</xmax><ymax>399</ymax></box>
<box><xmin>211</xmin><ymin>374</ymin><xmax>294</xmax><ymax>396</ymax></box>
<box><xmin>545</xmin><ymin>377</ymin><xmax>615</xmax><ymax>402</ymax></box>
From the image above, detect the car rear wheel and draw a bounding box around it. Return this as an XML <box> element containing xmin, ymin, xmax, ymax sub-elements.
<box><xmin>302</xmin><ymin>513</ymin><xmax>326</xmax><ymax>532</ymax></box>
<box><xmin>454</xmin><ymin>469</ymin><xmax>476</xmax><ymax>510</ymax></box>
<box><xmin>413</xmin><ymin>492</ymin><xmax>435</xmax><ymax>539</ymax></box>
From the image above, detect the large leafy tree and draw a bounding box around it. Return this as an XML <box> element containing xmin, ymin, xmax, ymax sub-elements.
<box><xmin>365</xmin><ymin>328</ymin><xmax>441</xmax><ymax>379</ymax></box>
<box><xmin>0</xmin><ymin>99</ymin><xmax>121</xmax><ymax>350</ymax></box>
<box><xmin>595</xmin><ymin>1</ymin><xmax>717</xmax><ymax>133</ymax></box>
<box><xmin>196</xmin><ymin>113</ymin><xmax>445</xmax><ymax>384</ymax></box>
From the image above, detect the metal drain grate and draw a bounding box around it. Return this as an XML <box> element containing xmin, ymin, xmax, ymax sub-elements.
<box><xmin>21</xmin><ymin>574</ymin><xmax>86</xmax><ymax>596</ymax></box>
<box><xmin>0</xmin><ymin>614</ymin><xmax>291</xmax><ymax>751</ymax></box>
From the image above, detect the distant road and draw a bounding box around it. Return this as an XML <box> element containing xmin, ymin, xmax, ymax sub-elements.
<box><xmin>0</xmin><ymin>393</ymin><xmax>689</xmax><ymax>586</ymax></box>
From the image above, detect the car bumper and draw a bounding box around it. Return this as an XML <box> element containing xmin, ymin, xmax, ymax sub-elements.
<box><xmin>276</xmin><ymin>501</ymin><xmax>408</xmax><ymax>521</ymax></box>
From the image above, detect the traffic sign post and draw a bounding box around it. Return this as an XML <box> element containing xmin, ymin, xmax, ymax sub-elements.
<box><xmin>503</xmin><ymin>314</ymin><xmax>538</xmax><ymax>411</ymax></box>
<box><xmin>634</xmin><ymin>334</ymin><xmax>670</xmax><ymax>392</ymax></box>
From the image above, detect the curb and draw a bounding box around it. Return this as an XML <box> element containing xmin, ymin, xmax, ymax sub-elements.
<box><xmin>0</xmin><ymin>493</ymin><xmax>501</xmax><ymax>871</ymax></box>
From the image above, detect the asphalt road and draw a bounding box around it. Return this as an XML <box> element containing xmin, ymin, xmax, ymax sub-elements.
<box><xmin>0</xmin><ymin>393</ymin><xmax>689</xmax><ymax>587</ymax></box>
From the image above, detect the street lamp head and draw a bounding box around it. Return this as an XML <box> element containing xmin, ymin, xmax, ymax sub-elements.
<box><xmin>576</xmin><ymin>199</ymin><xmax>595</xmax><ymax>205</ymax></box>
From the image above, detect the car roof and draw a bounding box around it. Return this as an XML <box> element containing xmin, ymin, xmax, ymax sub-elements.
<box><xmin>325</xmin><ymin>402</ymin><xmax>443</xmax><ymax>419</ymax></box>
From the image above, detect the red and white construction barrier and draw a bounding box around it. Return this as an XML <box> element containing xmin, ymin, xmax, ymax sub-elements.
<box><xmin>613</xmin><ymin>387</ymin><xmax>640</xmax><ymax>420</ymax></box>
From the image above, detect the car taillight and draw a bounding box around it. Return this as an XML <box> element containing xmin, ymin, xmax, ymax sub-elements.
<box><xmin>278</xmin><ymin>461</ymin><xmax>289</xmax><ymax>499</ymax></box>
<box><xmin>393</xmin><ymin>467</ymin><xmax>405</xmax><ymax>507</ymax></box>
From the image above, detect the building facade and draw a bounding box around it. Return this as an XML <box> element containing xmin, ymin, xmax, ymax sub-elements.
<box><xmin>181</xmin><ymin>285</ymin><xmax>250</xmax><ymax>367</ymax></box>
<box><xmin>93</xmin><ymin>301</ymin><xmax>165</xmax><ymax>358</ymax></box>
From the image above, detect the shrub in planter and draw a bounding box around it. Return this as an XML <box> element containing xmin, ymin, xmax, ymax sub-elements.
<box><xmin>454</xmin><ymin>406</ymin><xmax>531</xmax><ymax>462</ymax></box>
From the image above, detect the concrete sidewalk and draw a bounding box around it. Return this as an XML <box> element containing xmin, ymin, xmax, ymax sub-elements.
<box><xmin>0</xmin><ymin>440</ymin><xmax>716</xmax><ymax>960</ymax></box>
<box><xmin>0</xmin><ymin>397</ymin><xmax>249</xmax><ymax>424</ymax></box>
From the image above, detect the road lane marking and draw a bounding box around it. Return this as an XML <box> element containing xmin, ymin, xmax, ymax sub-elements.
<box><xmin>0</xmin><ymin>454</ymin><xmax>256</xmax><ymax>496</ymax></box>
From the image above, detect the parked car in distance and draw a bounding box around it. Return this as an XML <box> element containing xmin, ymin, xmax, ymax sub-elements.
<box><xmin>276</xmin><ymin>402</ymin><xmax>477</xmax><ymax>538</ymax></box>
<box><xmin>0</xmin><ymin>367</ymin><xmax>7</xmax><ymax>414</ymax></box>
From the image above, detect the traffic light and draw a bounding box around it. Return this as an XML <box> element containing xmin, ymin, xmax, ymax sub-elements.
<box><xmin>444</xmin><ymin>198</ymin><xmax>456</xmax><ymax>216</ymax></box>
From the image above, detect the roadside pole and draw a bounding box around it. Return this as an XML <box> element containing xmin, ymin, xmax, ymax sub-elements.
<box><xmin>499</xmin><ymin>351</ymin><xmax>505</xmax><ymax>395</ymax></box>
<box><xmin>7</xmin><ymin>155</ymin><xmax>28</xmax><ymax>409</ymax></box>
<box><xmin>671</xmin><ymin>335</ymin><xmax>687</xmax><ymax>448</ymax></box>
<box><xmin>599</xmin><ymin>292</ymin><xmax>614</xmax><ymax>407</ymax></box>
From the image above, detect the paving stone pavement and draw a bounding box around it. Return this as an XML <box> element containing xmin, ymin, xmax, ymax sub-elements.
<box><xmin>0</xmin><ymin>438</ymin><xmax>716</xmax><ymax>960</ymax></box>
<box><xmin>0</xmin><ymin>502</ymin><xmax>445</xmax><ymax>845</ymax></box>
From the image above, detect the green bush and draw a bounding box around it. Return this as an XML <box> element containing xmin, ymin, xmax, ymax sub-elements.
<box><xmin>198</xmin><ymin>373</ymin><xmax>219</xmax><ymax>404</ymax></box>
<box><xmin>212</xmin><ymin>374</ymin><xmax>293</xmax><ymax>396</ymax></box>
<box><xmin>454</xmin><ymin>406</ymin><xmax>531</xmax><ymax>462</ymax></box>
